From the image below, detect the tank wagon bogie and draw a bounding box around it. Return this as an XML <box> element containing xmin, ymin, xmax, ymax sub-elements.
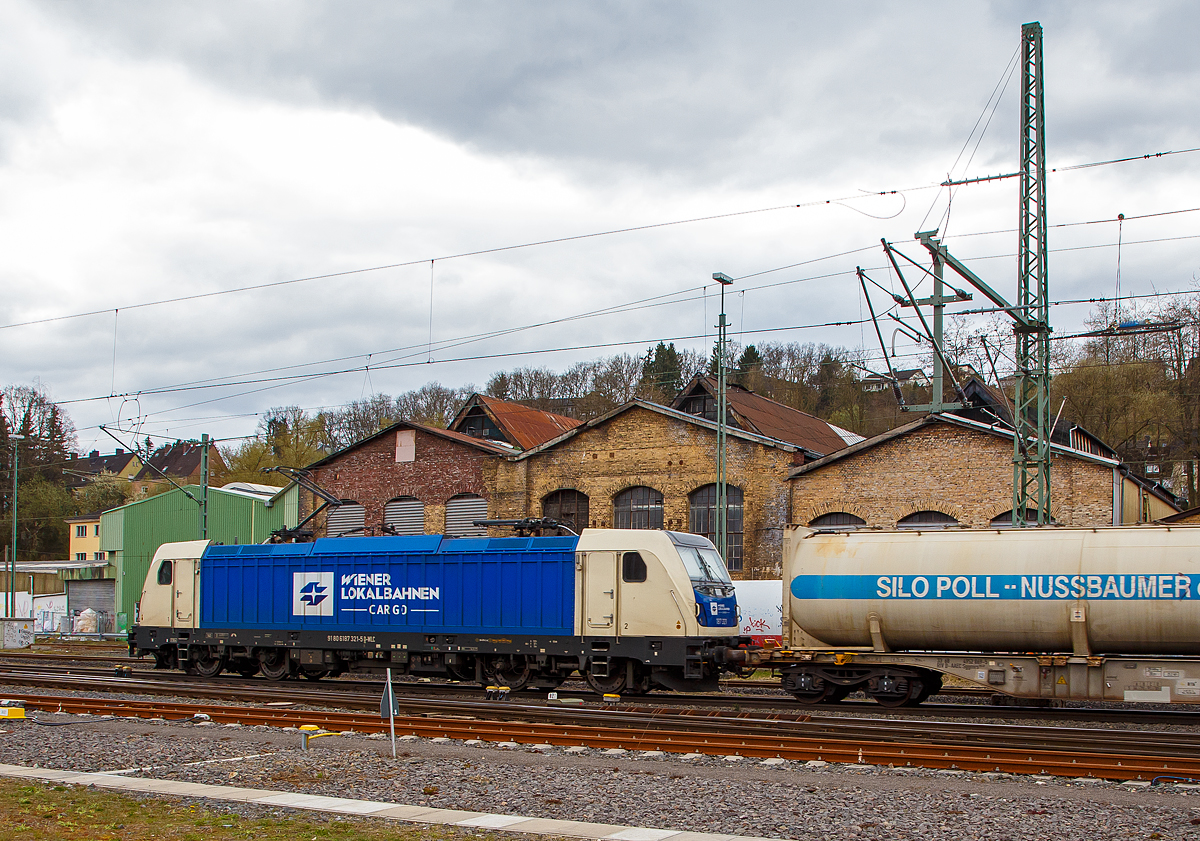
<box><xmin>130</xmin><ymin>529</ymin><xmax>741</xmax><ymax>695</ymax></box>
<box><xmin>726</xmin><ymin>524</ymin><xmax>1200</xmax><ymax>707</ymax></box>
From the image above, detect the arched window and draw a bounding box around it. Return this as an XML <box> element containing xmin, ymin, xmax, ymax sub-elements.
<box><xmin>613</xmin><ymin>486</ymin><xmax>664</xmax><ymax>530</ymax></box>
<box><xmin>384</xmin><ymin>496</ymin><xmax>425</xmax><ymax>535</ymax></box>
<box><xmin>809</xmin><ymin>512</ymin><xmax>866</xmax><ymax>530</ymax></box>
<box><xmin>326</xmin><ymin>500</ymin><xmax>366</xmax><ymax>537</ymax></box>
<box><xmin>445</xmin><ymin>494</ymin><xmax>488</xmax><ymax>537</ymax></box>
<box><xmin>542</xmin><ymin>489</ymin><xmax>589</xmax><ymax>533</ymax></box>
<box><xmin>688</xmin><ymin>484</ymin><xmax>744</xmax><ymax>571</ymax></box>
<box><xmin>990</xmin><ymin>509</ymin><xmax>1056</xmax><ymax>528</ymax></box>
<box><xmin>897</xmin><ymin>510</ymin><xmax>957</xmax><ymax>530</ymax></box>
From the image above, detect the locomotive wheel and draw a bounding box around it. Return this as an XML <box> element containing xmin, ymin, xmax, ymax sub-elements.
<box><xmin>258</xmin><ymin>649</ymin><xmax>292</xmax><ymax>681</ymax></box>
<box><xmin>482</xmin><ymin>655</ymin><xmax>532</xmax><ymax>691</ymax></box>
<box><xmin>302</xmin><ymin>669</ymin><xmax>328</xmax><ymax>681</ymax></box>
<box><xmin>585</xmin><ymin>661</ymin><xmax>628</xmax><ymax>695</ymax></box>
<box><xmin>232</xmin><ymin>661</ymin><xmax>260</xmax><ymax>678</ymax></box>
<box><xmin>446</xmin><ymin>661</ymin><xmax>475</xmax><ymax>683</ymax></box>
<box><xmin>190</xmin><ymin>648</ymin><xmax>225</xmax><ymax>678</ymax></box>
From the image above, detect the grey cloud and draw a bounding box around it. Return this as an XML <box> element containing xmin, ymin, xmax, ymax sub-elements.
<box><xmin>38</xmin><ymin>1</ymin><xmax>1079</xmax><ymax>187</ymax></box>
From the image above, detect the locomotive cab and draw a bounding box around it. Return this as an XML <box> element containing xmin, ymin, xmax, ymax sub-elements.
<box><xmin>136</xmin><ymin>540</ymin><xmax>209</xmax><ymax>629</ymax></box>
<box><xmin>574</xmin><ymin>529</ymin><xmax>737</xmax><ymax>638</ymax></box>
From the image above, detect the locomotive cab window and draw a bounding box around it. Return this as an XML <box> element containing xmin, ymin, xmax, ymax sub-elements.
<box><xmin>622</xmin><ymin>551</ymin><xmax>647</xmax><ymax>583</ymax></box>
<box><xmin>157</xmin><ymin>560</ymin><xmax>173</xmax><ymax>585</ymax></box>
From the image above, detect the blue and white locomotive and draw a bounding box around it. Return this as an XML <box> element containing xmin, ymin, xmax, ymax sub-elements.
<box><xmin>129</xmin><ymin>528</ymin><xmax>741</xmax><ymax>694</ymax></box>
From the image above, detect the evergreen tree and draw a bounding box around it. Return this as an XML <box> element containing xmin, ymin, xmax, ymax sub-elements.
<box><xmin>640</xmin><ymin>342</ymin><xmax>682</xmax><ymax>400</ymax></box>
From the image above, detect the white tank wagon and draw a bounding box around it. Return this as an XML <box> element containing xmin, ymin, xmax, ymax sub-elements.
<box><xmin>727</xmin><ymin>525</ymin><xmax>1200</xmax><ymax>707</ymax></box>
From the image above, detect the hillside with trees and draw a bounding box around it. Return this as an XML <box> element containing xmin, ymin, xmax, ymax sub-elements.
<box><xmin>8</xmin><ymin>294</ymin><xmax>1200</xmax><ymax>563</ymax></box>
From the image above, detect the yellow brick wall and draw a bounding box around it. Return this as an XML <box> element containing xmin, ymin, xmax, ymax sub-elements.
<box><xmin>489</xmin><ymin>406</ymin><xmax>796</xmax><ymax>578</ymax></box>
<box><xmin>790</xmin><ymin>422</ymin><xmax>1118</xmax><ymax>528</ymax></box>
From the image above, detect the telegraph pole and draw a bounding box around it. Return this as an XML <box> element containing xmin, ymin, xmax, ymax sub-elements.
<box><xmin>200</xmin><ymin>434</ymin><xmax>210</xmax><ymax>540</ymax></box>
<box><xmin>713</xmin><ymin>272</ymin><xmax>734</xmax><ymax>564</ymax></box>
<box><xmin>8</xmin><ymin>434</ymin><xmax>25</xmax><ymax>618</ymax></box>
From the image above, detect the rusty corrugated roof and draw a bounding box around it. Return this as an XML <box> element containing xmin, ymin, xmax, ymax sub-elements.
<box><xmin>673</xmin><ymin>376</ymin><xmax>862</xmax><ymax>456</ymax></box>
<box><xmin>420</xmin><ymin>422</ymin><xmax>518</xmax><ymax>454</ymax></box>
<box><xmin>468</xmin><ymin>395</ymin><xmax>584</xmax><ymax>450</ymax></box>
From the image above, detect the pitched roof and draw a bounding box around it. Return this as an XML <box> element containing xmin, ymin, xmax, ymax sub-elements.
<box><xmin>63</xmin><ymin>449</ymin><xmax>139</xmax><ymax>489</ymax></box>
<box><xmin>788</xmin><ymin>412</ymin><xmax>1126</xmax><ymax>480</ymax></box>
<box><xmin>671</xmin><ymin>375</ymin><xmax>863</xmax><ymax>457</ymax></box>
<box><xmin>863</xmin><ymin>368</ymin><xmax>927</xmax><ymax>382</ymax></box>
<box><xmin>512</xmin><ymin>399</ymin><xmax>806</xmax><ymax>461</ymax></box>
<box><xmin>305</xmin><ymin>418</ymin><xmax>515</xmax><ymax>469</ymax></box>
<box><xmin>133</xmin><ymin>441</ymin><xmax>225</xmax><ymax>482</ymax></box>
<box><xmin>449</xmin><ymin>394</ymin><xmax>584</xmax><ymax>450</ymax></box>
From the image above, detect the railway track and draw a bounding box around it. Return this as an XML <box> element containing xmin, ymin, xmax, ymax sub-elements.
<box><xmin>2</xmin><ymin>663</ymin><xmax>1197</xmax><ymax>727</ymax></box>
<box><xmin>11</xmin><ymin>690</ymin><xmax>1200</xmax><ymax>781</ymax></box>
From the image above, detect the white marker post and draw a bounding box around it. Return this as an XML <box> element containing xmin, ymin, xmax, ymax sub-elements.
<box><xmin>382</xmin><ymin>668</ymin><xmax>397</xmax><ymax>759</ymax></box>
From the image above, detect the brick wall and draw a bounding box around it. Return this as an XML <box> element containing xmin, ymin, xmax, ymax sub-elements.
<box><xmin>490</xmin><ymin>406</ymin><xmax>795</xmax><ymax>578</ymax></box>
<box><xmin>790</xmin><ymin>421</ymin><xmax>1117</xmax><ymax>528</ymax></box>
<box><xmin>305</xmin><ymin>428</ymin><xmax>498</xmax><ymax>536</ymax></box>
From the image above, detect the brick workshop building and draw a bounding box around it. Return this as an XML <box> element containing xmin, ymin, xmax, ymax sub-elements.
<box><xmin>789</xmin><ymin>412</ymin><xmax>1179</xmax><ymax>532</ymax></box>
<box><xmin>306</xmin><ymin>388</ymin><xmax>861</xmax><ymax>578</ymax></box>
<box><xmin>488</xmin><ymin>399</ymin><xmax>850</xmax><ymax>579</ymax></box>
<box><xmin>304</xmin><ymin>422</ymin><xmax>515</xmax><ymax>539</ymax></box>
<box><xmin>302</xmin><ymin>398</ymin><xmax>586</xmax><ymax>539</ymax></box>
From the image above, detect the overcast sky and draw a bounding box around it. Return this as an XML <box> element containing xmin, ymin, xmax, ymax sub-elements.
<box><xmin>2</xmin><ymin>1</ymin><xmax>1198</xmax><ymax>454</ymax></box>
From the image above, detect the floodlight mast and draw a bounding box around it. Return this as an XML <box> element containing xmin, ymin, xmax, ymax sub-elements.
<box><xmin>712</xmin><ymin>271</ymin><xmax>734</xmax><ymax>566</ymax></box>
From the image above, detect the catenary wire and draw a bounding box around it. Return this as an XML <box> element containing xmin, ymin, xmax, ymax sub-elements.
<box><xmin>6</xmin><ymin>144</ymin><xmax>1197</xmax><ymax>334</ymax></box>
<box><xmin>53</xmin><ymin>227</ymin><xmax>1200</xmax><ymax>411</ymax></box>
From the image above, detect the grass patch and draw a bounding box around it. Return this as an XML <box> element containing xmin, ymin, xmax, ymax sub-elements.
<box><xmin>0</xmin><ymin>777</ymin><xmax>505</xmax><ymax>841</ymax></box>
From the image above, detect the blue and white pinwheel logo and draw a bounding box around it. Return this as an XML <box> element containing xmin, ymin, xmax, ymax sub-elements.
<box><xmin>293</xmin><ymin>572</ymin><xmax>334</xmax><ymax>617</ymax></box>
<box><xmin>299</xmin><ymin>581</ymin><xmax>327</xmax><ymax>606</ymax></box>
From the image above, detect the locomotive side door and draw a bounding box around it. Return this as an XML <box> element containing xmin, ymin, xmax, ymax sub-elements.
<box><xmin>583</xmin><ymin>551</ymin><xmax>618</xmax><ymax>634</ymax></box>
<box><xmin>172</xmin><ymin>559</ymin><xmax>198</xmax><ymax>628</ymax></box>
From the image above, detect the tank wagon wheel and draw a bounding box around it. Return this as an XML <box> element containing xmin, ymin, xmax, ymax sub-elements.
<box><xmin>866</xmin><ymin>674</ymin><xmax>926</xmax><ymax>708</ymax></box>
<box><xmin>913</xmin><ymin>674</ymin><xmax>943</xmax><ymax>704</ymax></box>
<box><xmin>482</xmin><ymin>655</ymin><xmax>533</xmax><ymax>691</ymax></box>
<box><xmin>788</xmin><ymin>681</ymin><xmax>849</xmax><ymax>706</ymax></box>
<box><xmin>258</xmin><ymin>649</ymin><xmax>293</xmax><ymax>681</ymax></box>
<box><xmin>189</xmin><ymin>647</ymin><xmax>226</xmax><ymax>678</ymax></box>
<box><xmin>783</xmin><ymin>671</ymin><xmax>851</xmax><ymax>705</ymax></box>
<box><xmin>302</xmin><ymin>669</ymin><xmax>329</xmax><ymax>682</ymax></box>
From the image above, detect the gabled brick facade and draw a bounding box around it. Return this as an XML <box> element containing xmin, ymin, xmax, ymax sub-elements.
<box><xmin>789</xmin><ymin>414</ymin><xmax>1176</xmax><ymax>529</ymax></box>
<box><xmin>489</xmin><ymin>402</ymin><xmax>799</xmax><ymax>579</ymax></box>
<box><xmin>303</xmin><ymin>422</ymin><xmax>512</xmax><ymax>536</ymax></box>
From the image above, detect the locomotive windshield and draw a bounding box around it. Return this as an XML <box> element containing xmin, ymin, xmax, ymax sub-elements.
<box><xmin>677</xmin><ymin>545</ymin><xmax>733</xmax><ymax>585</ymax></box>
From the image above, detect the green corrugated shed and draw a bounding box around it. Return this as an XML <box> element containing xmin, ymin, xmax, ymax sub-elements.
<box><xmin>100</xmin><ymin>483</ymin><xmax>299</xmax><ymax>616</ymax></box>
